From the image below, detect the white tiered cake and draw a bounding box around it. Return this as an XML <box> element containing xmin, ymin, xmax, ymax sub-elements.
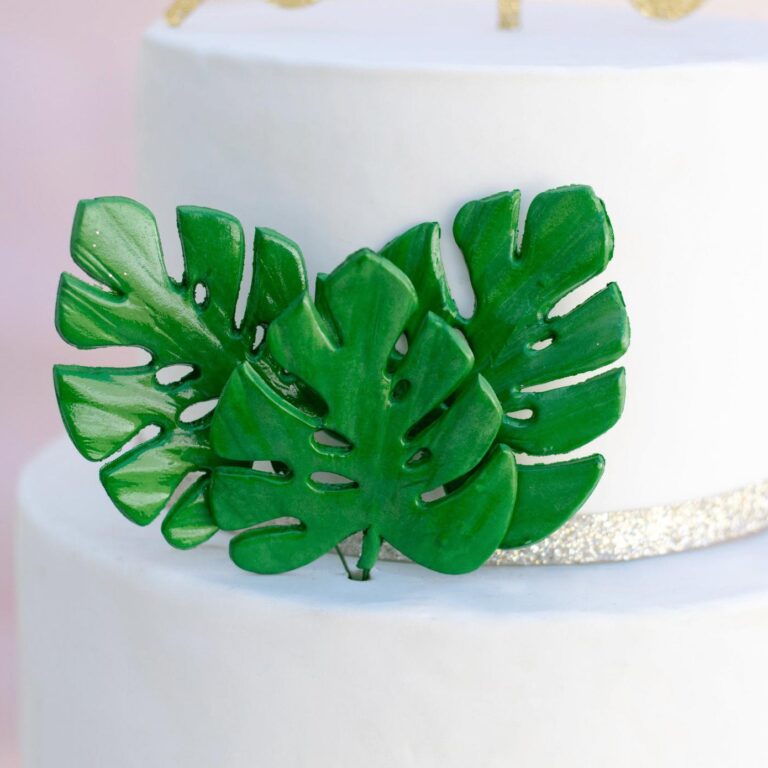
<box><xmin>17</xmin><ymin>439</ymin><xmax>768</xmax><ymax>767</ymax></box>
<box><xmin>17</xmin><ymin>1</ymin><xmax>768</xmax><ymax>766</ymax></box>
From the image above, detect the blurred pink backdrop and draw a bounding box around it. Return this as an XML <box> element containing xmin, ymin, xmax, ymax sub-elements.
<box><xmin>1</xmin><ymin>1</ymin><xmax>766</xmax><ymax>765</ymax></box>
<box><xmin>1</xmin><ymin>2</ymin><xmax>160</xmax><ymax>763</ymax></box>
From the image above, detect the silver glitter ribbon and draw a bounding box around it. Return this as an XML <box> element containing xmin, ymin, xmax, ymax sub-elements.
<box><xmin>339</xmin><ymin>479</ymin><xmax>768</xmax><ymax>566</ymax></box>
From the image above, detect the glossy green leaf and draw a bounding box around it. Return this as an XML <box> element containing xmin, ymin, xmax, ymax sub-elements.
<box><xmin>380</xmin><ymin>186</ymin><xmax>630</xmax><ymax>546</ymax></box>
<box><xmin>161</xmin><ymin>476</ymin><xmax>217</xmax><ymax>551</ymax></box>
<box><xmin>211</xmin><ymin>251</ymin><xmax>517</xmax><ymax>575</ymax></box>
<box><xmin>54</xmin><ymin>197</ymin><xmax>308</xmax><ymax>547</ymax></box>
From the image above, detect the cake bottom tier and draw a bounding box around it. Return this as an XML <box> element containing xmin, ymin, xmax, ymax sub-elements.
<box><xmin>17</xmin><ymin>440</ymin><xmax>768</xmax><ymax>767</ymax></box>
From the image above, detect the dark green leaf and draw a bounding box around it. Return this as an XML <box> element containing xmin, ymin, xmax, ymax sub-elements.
<box><xmin>211</xmin><ymin>252</ymin><xmax>516</xmax><ymax>575</ymax></box>
<box><xmin>380</xmin><ymin>186</ymin><xmax>630</xmax><ymax>549</ymax></box>
<box><xmin>501</xmin><ymin>456</ymin><xmax>604</xmax><ymax>548</ymax></box>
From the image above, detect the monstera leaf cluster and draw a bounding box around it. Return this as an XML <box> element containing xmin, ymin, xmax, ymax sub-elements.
<box><xmin>55</xmin><ymin>186</ymin><xmax>629</xmax><ymax>577</ymax></box>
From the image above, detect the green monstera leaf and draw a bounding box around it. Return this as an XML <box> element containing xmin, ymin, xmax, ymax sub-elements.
<box><xmin>54</xmin><ymin>197</ymin><xmax>308</xmax><ymax>549</ymax></box>
<box><xmin>210</xmin><ymin>251</ymin><xmax>517</xmax><ymax>576</ymax></box>
<box><xmin>380</xmin><ymin>185</ymin><xmax>630</xmax><ymax>548</ymax></box>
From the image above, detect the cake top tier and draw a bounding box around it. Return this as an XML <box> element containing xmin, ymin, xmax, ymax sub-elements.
<box><xmin>147</xmin><ymin>0</ymin><xmax>768</xmax><ymax>69</ymax></box>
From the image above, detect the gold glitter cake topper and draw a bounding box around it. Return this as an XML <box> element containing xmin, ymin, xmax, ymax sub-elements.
<box><xmin>165</xmin><ymin>0</ymin><xmax>705</xmax><ymax>29</ymax></box>
<box><xmin>167</xmin><ymin>0</ymin><xmax>318</xmax><ymax>27</ymax></box>
<box><xmin>630</xmin><ymin>0</ymin><xmax>704</xmax><ymax>20</ymax></box>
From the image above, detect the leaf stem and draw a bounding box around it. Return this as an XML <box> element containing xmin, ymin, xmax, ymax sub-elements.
<box><xmin>334</xmin><ymin>545</ymin><xmax>354</xmax><ymax>579</ymax></box>
<box><xmin>356</xmin><ymin>527</ymin><xmax>382</xmax><ymax>577</ymax></box>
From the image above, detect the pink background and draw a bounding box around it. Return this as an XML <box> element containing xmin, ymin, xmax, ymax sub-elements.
<box><xmin>1</xmin><ymin>0</ymin><xmax>766</xmax><ymax>764</ymax></box>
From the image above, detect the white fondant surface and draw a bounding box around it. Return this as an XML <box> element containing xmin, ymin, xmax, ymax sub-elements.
<box><xmin>151</xmin><ymin>0</ymin><xmax>768</xmax><ymax>68</ymax></box>
<box><xmin>17</xmin><ymin>439</ymin><xmax>768</xmax><ymax>766</ymax></box>
<box><xmin>138</xmin><ymin>1</ymin><xmax>768</xmax><ymax>513</ymax></box>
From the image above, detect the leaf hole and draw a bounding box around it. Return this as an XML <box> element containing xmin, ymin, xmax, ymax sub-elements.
<box><xmin>387</xmin><ymin>333</ymin><xmax>410</xmax><ymax>374</ymax></box>
<box><xmin>392</xmin><ymin>379</ymin><xmax>411</xmax><ymax>402</ymax></box>
<box><xmin>179</xmin><ymin>398</ymin><xmax>218</xmax><ymax>424</ymax></box>
<box><xmin>135</xmin><ymin>424</ymin><xmax>162</xmax><ymax>443</ymax></box>
<box><xmin>521</xmin><ymin>371</ymin><xmax>590</xmax><ymax>394</ymax></box>
<box><xmin>310</xmin><ymin>472</ymin><xmax>359</xmax><ymax>490</ymax></box>
<box><xmin>421</xmin><ymin>486</ymin><xmax>446</xmax><ymax>503</ymax></box>
<box><xmin>251</xmin><ymin>460</ymin><xmax>286</xmax><ymax>476</ymax></box>
<box><xmin>271</xmin><ymin>460</ymin><xmax>292</xmax><ymax>476</ymax></box>
<box><xmin>406</xmin><ymin>406</ymin><xmax>445</xmax><ymax>441</ymax></box>
<box><xmin>547</xmin><ymin>276</ymin><xmax>606</xmax><ymax>320</ymax></box>
<box><xmin>155</xmin><ymin>364</ymin><xmax>195</xmax><ymax>386</ymax></box>
<box><xmin>251</xmin><ymin>516</ymin><xmax>302</xmax><ymax>530</ymax></box>
<box><xmin>104</xmin><ymin>424</ymin><xmax>162</xmax><ymax>462</ymax></box>
<box><xmin>234</xmin><ymin>242</ymin><xmax>253</xmax><ymax>330</ymax></box>
<box><xmin>165</xmin><ymin>470</ymin><xmax>206</xmax><ymax>511</ymax></box>
<box><xmin>407</xmin><ymin>448</ymin><xmax>431</xmax><ymax>467</ymax></box>
<box><xmin>313</xmin><ymin>429</ymin><xmax>353</xmax><ymax>450</ymax></box>
<box><xmin>530</xmin><ymin>336</ymin><xmax>554</xmax><ymax>351</ymax></box>
<box><xmin>507</xmin><ymin>408</ymin><xmax>534</xmax><ymax>421</ymax></box>
<box><xmin>194</xmin><ymin>282</ymin><xmax>208</xmax><ymax>306</ymax></box>
<box><xmin>252</xmin><ymin>325</ymin><xmax>266</xmax><ymax>352</ymax></box>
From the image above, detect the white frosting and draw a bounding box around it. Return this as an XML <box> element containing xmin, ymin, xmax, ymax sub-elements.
<box><xmin>148</xmin><ymin>0</ymin><xmax>768</xmax><ymax>67</ymax></box>
<box><xmin>17</xmin><ymin>439</ymin><xmax>768</xmax><ymax>766</ymax></box>
<box><xmin>138</xmin><ymin>0</ymin><xmax>768</xmax><ymax>514</ymax></box>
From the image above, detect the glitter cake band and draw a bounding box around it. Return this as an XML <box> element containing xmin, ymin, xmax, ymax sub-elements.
<box><xmin>339</xmin><ymin>479</ymin><xmax>768</xmax><ymax>566</ymax></box>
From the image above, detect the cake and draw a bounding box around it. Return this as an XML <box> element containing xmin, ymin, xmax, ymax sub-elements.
<box><xmin>17</xmin><ymin>1</ymin><xmax>768</xmax><ymax>766</ymax></box>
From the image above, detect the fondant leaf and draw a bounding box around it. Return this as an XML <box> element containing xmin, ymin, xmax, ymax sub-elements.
<box><xmin>498</xmin><ymin>368</ymin><xmax>625</xmax><ymax>456</ymax></box>
<box><xmin>161</xmin><ymin>476</ymin><xmax>217</xmax><ymax>551</ymax></box>
<box><xmin>54</xmin><ymin>197</ymin><xmax>308</xmax><ymax>548</ymax></box>
<box><xmin>211</xmin><ymin>251</ymin><xmax>516</xmax><ymax>575</ymax></box>
<box><xmin>379</xmin><ymin>222</ymin><xmax>458</xmax><ymax>335</ymax></box>
<box><xmin>501</xmin><ymin>457</ymin><xmax>604</xmax><ymax>548</ymax></box>
<box><xmin>381</xmin><ymin>186</ymin><xmax>630</xmax><ymax>545</ymax></box>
